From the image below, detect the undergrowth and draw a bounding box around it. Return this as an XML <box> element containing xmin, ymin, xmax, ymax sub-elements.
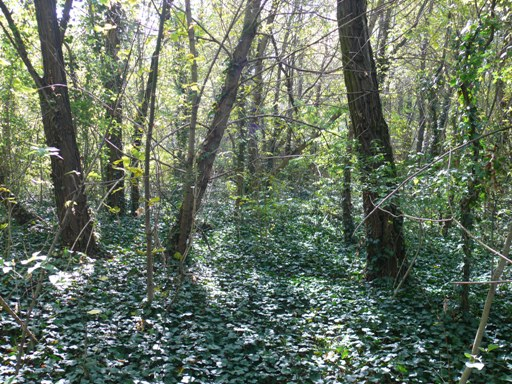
<box><xmin>1</xmin><ymin>195</ymin><xmax>511</xmax><ymax>383</ymax></box>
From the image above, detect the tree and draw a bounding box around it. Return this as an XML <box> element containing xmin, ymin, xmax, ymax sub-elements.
<box><xmin>455</xmin><ymin>8</ymin><xmax>495</xmax><ymax>312</ymax></box>
<box><xmin>168</xmin><ymin>0</ymin><xmax>262</xmax><ymax>257</ymax></box>
<box><xmin>103</xmin><ymin>1</ymin><xmax>126</xmax><ymax>215</ymax></box>
<box><xmin>143</xmin><ymin>0</ymin><xmax>172</xmax><ymax>303</ymax></box>
<box><xmin>337</xmin><ymin>0</ymin><xmax>406</xmax><ymax>280</ymax></box>
<box><xmin>0</xmin><ymin>0</ymin><xmax>97</xmax><ymax>253</ymax></box>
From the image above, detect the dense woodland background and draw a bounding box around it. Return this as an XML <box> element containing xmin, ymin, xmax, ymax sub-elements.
<box><xmin>0</xmin><ymin>0</ymin><xmax>511</xmax><ymax>382</ymax></box>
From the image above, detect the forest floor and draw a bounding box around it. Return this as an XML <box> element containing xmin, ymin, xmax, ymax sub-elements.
<box><xmin>1</xmin><ymin>196</ymin><xmax>511</xmax><ymax>383</ymax></box>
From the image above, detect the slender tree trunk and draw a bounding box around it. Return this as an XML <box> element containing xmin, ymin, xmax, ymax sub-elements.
<box><xmin>130</xmin><ymin>22</ymin><xmax>159</xmax><ymax>216</ymax></box>
<box><xmin>104</xmin><ymin>2</ymin><xmax>125</xmax><ymax>215</ymax></box>
<box><xmin>144</xmin><ymin>0</ymin><xmax>171</xmax><ymax>304</ymax></box>
<box><xmin>430</xmin><ymin>89</ymin><xmax>451</xmax><ymax>157</ymax></box>
<box><xmin>416</xmin><ymin>36</ymin><xmax>429</xmax><ymax>154</ymax></box>
<box><xmin>337</xmin><ymin>0</ymin><xmax>406</xmax><ymax>280</ymax></box>
<box><xmin>169</xmin><ymin>0</ymin><xmax>262</xmax><ymax>256</ymax></box>
<box><xmin>171</xmin><ymin>0</ymin><xmax>200</xmax><ymax>256</ymax></box>
<box><xmin>248</xmin><ymin>0</ymin><xmax>279</xmax><ymax>177</ymax></box>
<box><xmin>235</xmin><ymin>75</ymin><xmax>248</xmax><ymax>210</ymax></box>
<box><xmin>429</xmin><ymin>16</ymin><xmax>452</xmax><ymax>158</ymax></box>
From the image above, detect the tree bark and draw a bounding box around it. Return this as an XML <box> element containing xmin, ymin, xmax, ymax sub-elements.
<box><xmin>337</xmin><ymin>0</ymin><xmax>406</xmax><ymax>280</ymax></box>
<box><xmin>169</xmin><ymin>0</ymin><xmax>262</xmax><ymax>256</ymax></box>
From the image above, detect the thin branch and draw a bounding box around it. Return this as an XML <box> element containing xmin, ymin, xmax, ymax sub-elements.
<box><xmin>0</xmin><ymin>2</ymin><xmax>43</xmax><ymax>87</ymax></box>
<box><xmin>0</xmin><ymin>295</ymin><xmax>38</xmax><ymax>343</ymax></box>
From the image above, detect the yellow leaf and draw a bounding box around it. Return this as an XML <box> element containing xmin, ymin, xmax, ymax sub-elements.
<box><xmin>87</xmin><ymin>309</ymin><xmax>102</xmax><ymax>315</ymax></box>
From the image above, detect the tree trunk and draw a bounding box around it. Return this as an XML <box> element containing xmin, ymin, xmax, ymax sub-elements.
<box><xmin>143</xmin><ymin>0</ymin><xmax>171</xmax><ymax>304</ymax></box>
<box><xmin>337</xmin><ymin>0</ymin><xmax>406</xmax><ymax>280</ymax></box>
<box><xmin>34</xmin><ymin>0</ymin><xmax>97</xmax><ymax>253</ymax></box>
<box><xmin>457</xmin><ymin>11</ymin><xmax>495</xmax><ymax>312</ymax></box>
<box><xmin>248</xmin><ymin>0</ymin><xmax>279</xmax><ymax>177</ymax></box>
<box><xmin>375</xmin><ymin>5</ymin><xmax>392</xmax><ymax>84</ymax></box>
<box><xmin>170</xmin><ymin>0</ymin><xmax>201</xmax><ymax>256</ymax></box>
<box><xmin>130</xmin><ymin>19</ymin><xmax>159</xmax><ymax>216</ymax></box>
<box><xmin>1</xmin><ymin>0</ymin><xmax>98</xmax><ymax>253</ymax></box>
<box><xmin>169</xmin><ymin>0</ymin><xmax>262</xmax><ymax>256</ymax></box>
<box><xmin>103</xmin><ymin>2</ymin><xmax>125</xmax><ymax>215</ymax></box>
<box><xmin>416</xmin><ymin>36</ymin><xmax>428</xmax><ymax>154</ymax></box>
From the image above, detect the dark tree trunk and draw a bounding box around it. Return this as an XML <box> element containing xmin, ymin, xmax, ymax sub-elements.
<box><xmin>0</xmin><ymin>0</ymin><xmax>97</xmax><ymax>252</ymax></box>
<box><xmin>429</xmin><ymin>89</ymin><xmax>451</xmax><ymax>157</ymax></box>
<box><xmin>169</xmin><ymin>0</ymin><xmax>262</xmax><ymax>256</ymax></box>
<box><xmin>104</xmin><ymin>2</ymin><xmax>125</xmax><ymax>215</ymax></box>
<box><xmin>456</xmin><ymin>9</ymin><xmax>495</xmax><ymax>313</ymax></box>
<box><xmin>337</xmin><ymin>0</ymin><xmax>406</xmax><ymax>280</ymax></box>
<box><xmin>34</xmin><ymin>0</ymin><xmax>97</xmax><ymax>253</ymax></box>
